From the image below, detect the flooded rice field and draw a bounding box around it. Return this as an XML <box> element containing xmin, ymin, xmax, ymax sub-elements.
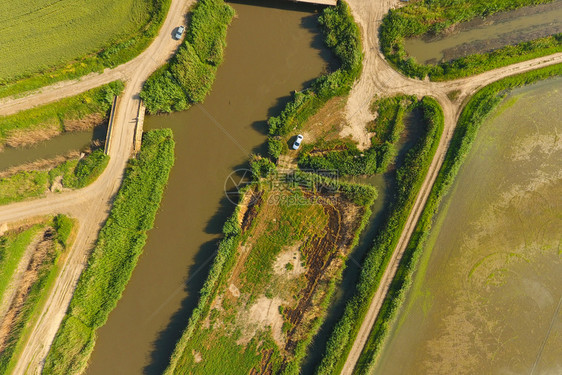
<box><xmin>405</xmin><ymin>1</ymin><xmax>562</xmax><ymax>64</ymax></box>
<box><xmin>372</xmin><ymin>77</ymin><xmax>562</xmax><ymax>374</ymax></box>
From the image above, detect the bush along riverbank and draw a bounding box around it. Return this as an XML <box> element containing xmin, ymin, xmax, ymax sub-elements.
<box><xmin>380</xmin><ymin>0</ymin><xmax>562</xmax><ymax>80</ymax></box>
<box><xmin>352</xmin><ymin>63</ymin><xmax>562</xmax><ymax>375</ymax></box>
<box><xmin>0</xmin><ymin>150</ymin><xmax>109</xmax><ymax>206</ymax></box>
<box><xmin>0</xmin><ymin>215</ymin><xmax>76</xmax><ymax>375</ymax></box>
<box><xmin>140</xmin><ymin>0</ymin><xmax>235</xmax><ymax>113</ymax></box>
<box><xmin>267</xmin><ymin>0</ymin><xmax>362</xmax><ymax>145</ymax></box>
<box><xmin>0</xmin><ymin>81</ymin><xmax>123</xmax><ymax>150</ymax></box>
<box><xmin>315</xmin><ymin>97</ymin><xmax>444</xmax><ymax>375</ymax></box>
<box><xmin>43</xmin><ymin>129</ymin><xmax>175</xmax><ymax>374</ymax></box>
<box><xmin>0</xmin><ymin>0</ymin><xmax>171</xmax><ymax>99</ymax></box>
<box><xmin>297</xmin><ymin>95</ymin><xmax>417</xmax><ymax>175</ymax></box>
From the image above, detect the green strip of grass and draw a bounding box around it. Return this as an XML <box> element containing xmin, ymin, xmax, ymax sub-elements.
<box><xmin>380</xmin><ymin>0</ymin><xmax>562</xmax><ymax>81</ymax></box>
<box><xmin>0</xmin><ymin>215</ymin><xmax>76</xmax><ymax>375</ymax></box>
<box><xmin>43</xmin><ymin>129</ymin><xmax>175</xmax><ymax>374</ymax></box>
<box><xmin>315</xmin><ymin>97</ymin><xmax>444</xmax><ymax>375</ymax></box>
<box><xmin>353</xmin><ymin>63</ymin><xmax>562</xmax><ymax>374</ymax></box>
<box><xmin>0</xmin><ymin>81</ymin><xmax>123</xmax><ymax>148</ymax></box>
<box><xmin>0</xmin><ymin>225</ymin><xmax>44</xmax><ymax>302</ymax></box>
<box><xmin>0</xmin><ymin>0</ymin><xmax>171</xmax><ymax>99</ymax></box>
<box><xmin>140</xmin><ymin>0</ymin><xmax>235</xmax><ymax>113</ymax></box>
<box><xmin>0</xmin><ymin>150</ymin><xmax>109</xmax><ymax>206</ymax></box>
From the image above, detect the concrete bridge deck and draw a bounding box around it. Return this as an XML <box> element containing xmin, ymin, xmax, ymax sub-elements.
<box><xmin>294</xmin><ymin>0</ymin><xmax>337</xmax><ymax>6</ymax></box>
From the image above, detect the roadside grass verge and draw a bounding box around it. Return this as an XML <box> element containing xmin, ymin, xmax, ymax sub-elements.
<box><xmin>0</xmin><ymin>0</ymin><xmax>171</xmax><ymax>99</ymax></box>
<box><xmin>140</xmin><ymin>0</ymin><xmax>235</xmax><ymax>113</ymax></box>
<box><xmin>315</xmin><ymin>97</ymin><xmax>444</xmax><ymax>375</ymax></box>
<box><xmin>352</xmin><ymin>63</ymin><xmax>562</xmax><ymax>375</ymax></box>
<box><xmin>0</xmin><ymin>81</ymin><xmax>123</xmax><ymax>149</ymax></box>
<box><xmin>43</xmin><ymin>129</ymin><xmax>175</xmax><ymax>375</ymax></box>
<box><xmin>0</xmin><ymin>149</ymin><xmax>109</xmax><ymax>206</ymax></box>
<box><xmin>165</xmin><ymin>174</ymin><xmax>376</xmax><ymax>374</ymax></box>
<box><xmin>0</xmin><ymin>215</ymin><xmax>76</xmax><ymax>375</ymax></box>
<box><xmin>380</xmin><ymin>0</ymin><xmax>562</xmax><ymax>80</ymax></box>
<box><xmin>0</xmin><ymin>225</ymin><xmax>45</xmax><ymax>303</ymax></box>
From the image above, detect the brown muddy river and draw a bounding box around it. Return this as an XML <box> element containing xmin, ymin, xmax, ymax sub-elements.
<box><xmin>85</xmin><ymin>1</ymin><xmax>334</xmax><ymax>374</ymax></box>
<box><xmin>372</xmin><ymin>78</ymin><xmax>562</xmax><ymax>374</ymax></box>
<box><xmin>405</xmin><ymin>1</ymin><xmax>562</xmax><ymax>64</ymax></box>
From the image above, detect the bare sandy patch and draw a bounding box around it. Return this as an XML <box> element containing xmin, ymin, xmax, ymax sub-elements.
<box><xmin>237</xmin><ymin>296</ymin><xmax>284</xmax><ymax>347</ymax></box>
<box><xmin>272</xmin><ymin>244</ymin><xmax>305</xmax><ymax>278</ymax></box>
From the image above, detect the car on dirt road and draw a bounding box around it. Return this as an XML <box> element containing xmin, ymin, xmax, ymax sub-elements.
<box><xmin>174</xmin><ymin>26</ymin><xmax>185</xmax><ymax>40</ymax></box>
<box><xmin>292</xmin><ymin>134</ymin><xmax>303</xmax><ymax>150</ymax></box>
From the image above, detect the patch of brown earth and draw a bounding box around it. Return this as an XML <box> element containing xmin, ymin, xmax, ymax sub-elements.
<box><xmin>0</xmin><ymin>227</ymin><xmax>56</xmax><ymax>354</ymax></box>
<box><xmin>63</xmin><ymin>113</ymin><xmax>105</xmax><ymax>132</ymax></box>
<box><xmin>300</xmin><ymin>97</ymin><xmax>348</xmax><ymax>144</ymax></box>
<box><xmin>4</xmin><ymin>122</ymin><xmax>61</xmax><ymax>148</ymax></box>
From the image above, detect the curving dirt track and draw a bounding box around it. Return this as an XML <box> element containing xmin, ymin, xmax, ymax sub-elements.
<box><xmin>340</xmin><ymin>0</ymin><xmax>562</xmax><ymax>374</ymax></box>
<box><xmin>0</xmin><ymin>0</ymin><xmax>193</xmax><ymax>373</ymax></box>
<box><xmin>0</xmin><ymin>0</ymin><xmax>560</xmax><ymax>374</ymax></box>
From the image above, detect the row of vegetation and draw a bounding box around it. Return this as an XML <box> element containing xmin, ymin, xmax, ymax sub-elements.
<box><xmin>0</xmin><ymin>215</ymin><xmax>75</xmax><ymax>374</ymax></box>
<box><xmin>297</xmin><ymin>96</ymin><xmax>416</xmax><ymax>175</ymax></box>
<box><xmin>380</xmin><ymin>0</ymin><xmax>562</xmax><ymax>80</ymax></box>
<box><xmin>267</xmin><ymin>0</ymin><xmax>362</xmax><ymax>145</ymax></box>
<box><xmin>43</xmin><ymin>129</ymin><xmax>175</xmax><ymax>374</ymax></box>
<box><xmin>352</xmin><ymin>63</ymin><xmax>562</xmax><ymax>375</ymax></box>
<box><xmin>0</xmin><ymin>0</ymin><xmax>171</xmax><ymax>98</ymax></box>
<box><xmin>165</xmin><ymin>170</ymin><xmax>376</xmax><ymax>374</ymax></box>
<box><xmin>0</xmin><ymin>150</ymin><xmax>109</xmax><ymax>206</ymax></box>
<box><xmin>315</xmin><ymin>97</ymin><xmax>444</xmax><ymax>375</ymax></box>
<box><xmin>140</xmin><ymin>0</ymin><xmax>235</xmax><ymax>113</ymax></box>
<box><xmin>0</xmin><ymin>81</ymin><xmax>123</xmax><ymax>149</ymax></box>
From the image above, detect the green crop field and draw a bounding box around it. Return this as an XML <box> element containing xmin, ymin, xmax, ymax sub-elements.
<box><xmin>0</xmin><ymin>0</ymin><xmax>153</xmax><ymax>82</ymax></box>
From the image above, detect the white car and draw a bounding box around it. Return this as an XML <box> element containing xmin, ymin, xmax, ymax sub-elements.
<box><xmin>175</xmin><ymin>26</ymin><xmax>185</xmax><ymax>40</ymax></box>
<box><xmin>292</xmin><ymin>134</ymin><xmax>303</xmax><ymax>150</ymax></box>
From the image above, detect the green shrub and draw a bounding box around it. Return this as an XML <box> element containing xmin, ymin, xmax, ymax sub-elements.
<box><xmin>250</xmin><ymin>155</ymin><xmax>276</xmax><ymax>179</ymax></box>
<box><xmin>43</xmin><ymin>129</ymin><xmax>175</xmax><ymax>374</ymax></box>
<box><xmin>62</xmin><ymin>150</ymin><xmax>109</xmax><ymax>189</ymax></box>
<box><xmin>141</xmin><ymin>0</ymin><xmax>234</xmax><ymax>113</ymax></box>
<box><xmin>53</xmin><ymin>215</ymin><xmax>74</xmax><ymax>247</ymax></box>
<box><xmin>268</xmin><ymin>137</ymin><xmax>284</xmax><ymax>160</ymax></box>
<box><xmin>380</xmin><ymin>0</ymin><xmax>561</xmax><ymax>80</ymax></box>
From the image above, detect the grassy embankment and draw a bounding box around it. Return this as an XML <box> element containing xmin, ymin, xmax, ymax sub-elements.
<box><xmin>0</xmin><ymin>0</ymin><xmax>171</xmax><ymax>98</ymax></box>
<box><xmin>380</xmin><ymin>0</ymin><xmax>562</xmax><ymax>80</ymax></box>
<box><xmin>164</xmin><ymin>172</ymin><xmax>376</xmax><ymax>374</ymax></box>
<box><xmin>42</xmin><ymin>129</ymin><xmax>174</xmax><ymax>374</ymax></box>
<box><xmin>315</xmin><ymin>97</ymin><xmax>444</xmax><ymax>375</ymax></box>
<box><xmin>267</xmin><ymin>0</ymin><xmax>362</xmax><ymax>158</ymax></box>
<box><xmin>0</xmin><ymin>215</ymin><xmax>76</xmax><ymax>374</ymax></box>
<box><xmin>297</xmin><ymin>95</ymin><xmax>417</xmax><ymax>175</ymax></box>
<box><xmin>0</xmin><ymin>81</ymin><xmax>123</xmax><ymax>149</ymax></box>
<box><xmin>0</xmin><ymin>82</ymin><xmax>122</xmax><ymax>205</ymax></box>
<box><xmin>140</xmin><ymin>0</ymin><xmax>235</xmax><ymax>113</ymax></box>
<box><xmin>352</xmin><ymin>63</ymin><xmax>562</xmax><ymax>375</ymax></box>
<box><xmin>0</xmin><ymin>150</ymin><xmax>109</xmax><ymax>206</ymax></box>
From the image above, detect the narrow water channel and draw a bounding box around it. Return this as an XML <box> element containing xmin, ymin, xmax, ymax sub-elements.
<box><xmin>405</xmin><ymin>1</ymin><xmax>562</xmax><ymax>64</ymax></box>
<box><xmin>85</xmin><ymin>1</ymin><xmax>333</xmax><ymax>374</ymax></box>
<box><xmin>0</xmin><ymin>128</ymin><xmax>103</xmax><ymax>171</ymax></box>
<box><xmin>373</xmin><ymin>78</ymin><xmax>562</xmax><ymax>374</ymax></box>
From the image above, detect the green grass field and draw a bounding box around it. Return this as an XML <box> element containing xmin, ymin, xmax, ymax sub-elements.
<box><xmin>0</xmin><ymin>0</ymin><xmax>165</xmax><ymax>95</ymax></box>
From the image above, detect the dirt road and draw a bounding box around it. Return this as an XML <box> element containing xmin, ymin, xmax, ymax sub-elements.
<box><xmin>0</xmin><ymin>0</ymin><xmax>193</xmax><ymax>373</ymax></box>
<box><xmin>339</xmin><ymin>0</ymin><xmax>562</xmax><ymax>374</ymax></box>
